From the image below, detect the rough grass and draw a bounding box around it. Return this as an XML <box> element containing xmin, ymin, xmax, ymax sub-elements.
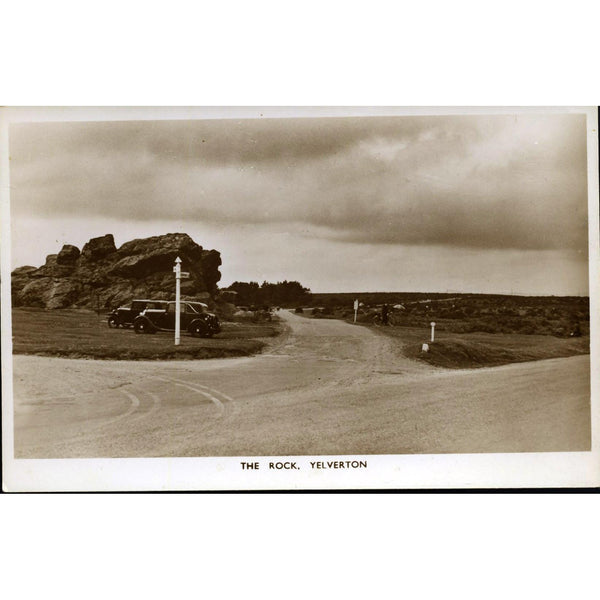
<box><xmin>369</xmin><ymin>325</ymin><xmax>590</xmax><ymax>368</ymax></box>
<box><xmin>303</xmin><ymin>293</ymin><xmax>590</xmax><ymax>369</ymax></box>
<box><xmin>11</xmin><ymin>308</ymin><xmax>283</xmax><ymax>360</ymax></box>
<box><xmin>308</xmin><ymin>292</ymin><xmax>589</xmax><ymax>337</ymax></box>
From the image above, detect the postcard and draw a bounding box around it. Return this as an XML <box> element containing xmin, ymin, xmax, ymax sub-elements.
<box><xmin>2</xmin><ymin>106</ymin><xmax>598</xmax><ymax>490</ymax></box>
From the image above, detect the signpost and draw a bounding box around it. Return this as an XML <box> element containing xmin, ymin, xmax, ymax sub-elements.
<box><xmin>430</xmin><ymin>321</ymin><xmax>436</xmax><ymax>342</ymax></box>
<box><xmin>353</xmin><ymin>299</ymin><xmax>359</xmax><ymax>323</ymax></box>
<box><xmin>173</xmin><ymin>257</ymin><xmax>182</xmax><ymax>345</ymax></box>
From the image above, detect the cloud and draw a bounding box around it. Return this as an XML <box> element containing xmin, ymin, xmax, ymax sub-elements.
<box><xmin>9</xmin><ymin>113</ymin><xmax>588</xmax><ymax>252</ymax></box>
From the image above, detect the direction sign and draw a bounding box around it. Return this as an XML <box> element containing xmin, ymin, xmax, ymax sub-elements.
<box><xmin>180</xmin><ymin>272</ymin><xmax>190</xmax><ymax>279</ymax></box>
<box><xmin>174</xmin><ymin>258</ymin><xmax>181</xmax><ymax>345</ymax></box>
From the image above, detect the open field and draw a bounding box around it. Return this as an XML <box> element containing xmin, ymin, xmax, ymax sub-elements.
<box><xmin>301</xmin><ymin>295</ymin><xmax>590</xmax><ymax>369</ymax></box>
<box><xmin>11</xmin><ymin>308</ymin><xmax>284</xmax><ymax>360</ymax></box>
<box><xmin>10</xmin><ymin>293</ymin><xmax>590</xmax><ymax>367</ymax></box>
<box><xmin>308</xmin><ymin>292</ymin><xmax>589</xmax><ymax>337</ymax></box>
<box><xmin>304</xmin><ymin>312</ymin><xmax>589</xmax><ymax>369</ymax></box>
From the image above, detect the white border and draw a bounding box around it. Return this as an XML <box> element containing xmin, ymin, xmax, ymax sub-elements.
<box><xmin>2</xmin><ymin>106</ymin><xmax>598</xmax><ymax>491</ymax></box>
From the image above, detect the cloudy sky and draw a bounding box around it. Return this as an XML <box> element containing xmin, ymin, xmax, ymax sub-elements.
<box><xmin>8</xmin><ymin>110</ymin><xmax>590</xmax><ymax>295</ymax></box>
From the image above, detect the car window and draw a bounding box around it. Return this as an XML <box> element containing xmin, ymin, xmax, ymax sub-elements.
<box><xmin>185</xmin><ymin>304</ymin><xmax>199</xmax><ymax>314</ymax></box>
<box><xmin>167</xmin><ymin>303</ymin><xmax>189</xmax><ymax>313</ymax></box>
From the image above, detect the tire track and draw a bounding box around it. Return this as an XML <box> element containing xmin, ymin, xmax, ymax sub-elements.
<box><xmin>106</xmin><ymin>389</ymin><xmax>140</xmax><ymax>424</ymax></box>
<box><xmin>163</xmin><ymin>376</ymin><xmax>235</xmax><ymax>403</ymax></box>
<box><xmin>129</xmin><ymin>390</ymin><xmax>162</xmax><ymax>420</ymax></box>
<box><xmin>90</xmin><ymin>388</ymin><xmax>160</xmax><ymax>430</ymax></box>
<box><xmin>155</xmin><ymin>375</ymin><xmax>243</xmax><ymax>424</ymax></box>
<box><xmin>172</xmin><ymin>382</ymin><xmax>225</xmax><ymax>415</ymax></box>
<box><xmin>155</xmin><ymin>376</ymin><xmax>247</xmax><ymax>450</ymax></box>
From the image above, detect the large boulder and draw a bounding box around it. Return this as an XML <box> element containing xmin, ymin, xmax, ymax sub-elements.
<box><xmin>19</xmin><ymin>278</ymin><xmax>81</xmax><ymax>309</ymax></box>
<box><xmin>11</xmin><ymin>232</ymin><xmax>222</xmax><ymax>310</ymax></box>
<box><xmin>108</xmin><ymin>233</ymin><xmax>217</xmax><ymax>294</ymax></box>
<box><xmin>201</xmin><ymin>249</ymin><xmax>222</xmax><ymax>291</ymax></box>
<box><xmin>33</xmin><ymin>254</ymin><xmax>76</xmax><ymax>278</ymax></box>
<box><xmin>103</xmin><ymin>281</ymin><xmax>135</xmax><ymax>308</ymax></box>
<box><xmin>45</xmin><ymin>280</ymin><xmax>82</xmax><ymax>309</ymax></box>
<box><xmin>12</xmin><ymin>265</ymin><xmax>37</xmax><ymax>276</ymax></box>
<box><xmin>11</xmin><ymin>266</ymin><xmax>37</xmax><ymax>307</ymax></box>
<box><xmin>17</xmin><ymin>278</ymin><xmax>51</xmax><ymax>307</ymax></box>
<box><xmin>117</xmin><ymin>233</ymin><xmax>203</xmax><ymax>259</ymax></box>
<box><xmin>81</xmin><ymin>234</ymin><xmax>117</xmax><ymax>262</ymax></box>
<box><xmin>56</xmin><ymin>244</ymin><xmax>80</xmax><ymax>265</ymax></box>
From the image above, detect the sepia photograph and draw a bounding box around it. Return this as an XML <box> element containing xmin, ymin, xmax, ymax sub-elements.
<box><xmin>1</xmin><ymin>106</ymin><xmax>598</xmax><ymax>490</ymax></box>
<box><xmin>3</xmin><ymin>6</ymin><xmax>600</xmax><ymax>600</ymax></box>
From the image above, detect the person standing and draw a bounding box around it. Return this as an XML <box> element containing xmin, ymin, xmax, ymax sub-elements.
<box><xmin>381</xmin><ymin>303</ymin><xmax>389</xmax><ymax>325</ymax></box>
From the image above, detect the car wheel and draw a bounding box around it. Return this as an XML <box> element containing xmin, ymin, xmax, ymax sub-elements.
<box><xmin>108</xmin><ymin>316</ymin><xmax>118</xmax><ymax>328</ymax></box>
<box><xmin>191</xmin><ymin>323</ymin><xmax>206</xmax><ymax>337</ymax></box>
<box><xmin>134</xmin><ymin>319</ymin><xmax>152</xmax><ymax>334</ymax></box>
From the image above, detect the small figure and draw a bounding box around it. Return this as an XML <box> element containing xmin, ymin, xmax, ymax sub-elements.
<box><xmin>381</xmin><ymin>303</ymin><xmax>389</xmax><ymax>325</ymax></box>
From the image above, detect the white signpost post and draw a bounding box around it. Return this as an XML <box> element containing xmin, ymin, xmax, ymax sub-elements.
<box><xmin>430</xmin><ymin>321</ymin><xmax>436</xmax><ymax>342</ymax></box>
<box><xmin>353</xmin><ymin>299</ymin><xmax>359</xmax><ymax>323</ymax></box>
<box><xmin>173</xmin><ymin>257</ymin><xmax>182</xmax><ymax>346</ymax></box>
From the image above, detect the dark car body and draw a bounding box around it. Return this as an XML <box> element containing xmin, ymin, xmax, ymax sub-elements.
<box><xmin>108</xmin><ymin>299</ymin><xmax>169</xmax><ymax>328</ymax></box>
<box><xmin>133</xmin><ymin>301</ymin><xmax>221</xmax><ymax>337</ymax></box>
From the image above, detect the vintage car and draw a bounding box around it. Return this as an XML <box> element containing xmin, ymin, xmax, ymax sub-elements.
<box><xmin>133</xmin><ymin>301</ymin><xmax>221</xmax><ymax>337</ymax></box>
<box><xmin>108</xmin><ymin>299</ymin><xmax>169</xmax><ymax>328</ymax></box>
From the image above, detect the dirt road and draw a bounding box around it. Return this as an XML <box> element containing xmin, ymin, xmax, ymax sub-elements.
<box><xmin>12</xmin><ymin>311</ymin><xmax>591</xmax><ymax>457</ymax></box>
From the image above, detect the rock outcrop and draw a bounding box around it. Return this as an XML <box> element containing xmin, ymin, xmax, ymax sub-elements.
<box><xmin>11</xmin><ymin>233</ymin><xmax>222</xmax><ymax>309</ymax></box>
<box><xmin>56</xmin><ymin>244</ymin><xmax>81</xmax><ymax>265</ymax></box>
<box><xmin>81</xmin><ymin>234</ymin><xmax>117</xmax><ymax>262</ymax></box>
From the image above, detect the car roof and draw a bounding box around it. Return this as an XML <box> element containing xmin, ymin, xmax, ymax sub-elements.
<box><xmin>165</xmin><ymin>300</ymin><xmax>208</xmax><ymax>308</ymax></box>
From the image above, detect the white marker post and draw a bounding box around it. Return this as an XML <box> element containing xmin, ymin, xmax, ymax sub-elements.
<box><xmin>173</xmin><ymin>256</ymin><xmax>182</xmax><ymax>345</ymax></box>
<box><xmin>353</xmin><ymin>299</ymin><xmax>359</xmax><ymax>323</ymax></box>
<box><xmin>430</xmin><ymin>321</ymin><xmax>436</xmax><ymax>342</ymax></box>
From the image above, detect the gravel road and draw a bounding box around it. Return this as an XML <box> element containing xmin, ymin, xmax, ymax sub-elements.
<box><xmin>12</xmin><ymin>311</ymin><xmax>591</xmax><ymax>457</ymax></box>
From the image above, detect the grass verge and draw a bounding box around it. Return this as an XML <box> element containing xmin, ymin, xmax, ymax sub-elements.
<box><xmin>369</xmin><ymin>325</ymin><xmax>590</xmax><ymax>368</ymax></box>
<box><xmin>11</xmin><ymin>308</ymin><xmax>283</xmax><ymax>360</ymax></box>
